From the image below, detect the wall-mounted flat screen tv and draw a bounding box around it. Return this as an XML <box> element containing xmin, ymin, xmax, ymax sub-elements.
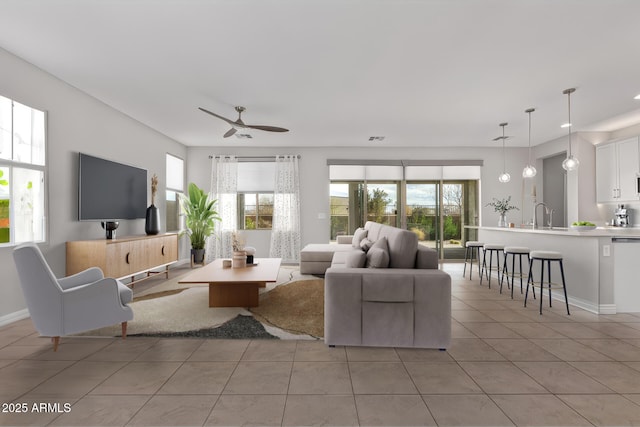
<box><xmin>78</xmin><ymin>153</ymin><xmax>147</xmax><ymax>221</ymax></box>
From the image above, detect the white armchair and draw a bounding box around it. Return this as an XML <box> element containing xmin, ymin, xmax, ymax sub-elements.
<box><xmin>13</xmin><ymin>242</ymin><xmax>134</xmax><ymax>351</ymax></box>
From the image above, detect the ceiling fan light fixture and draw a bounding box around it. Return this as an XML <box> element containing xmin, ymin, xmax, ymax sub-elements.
<box><xmin>634</xmin><ymin>94</ymin><xmax>640</xmax><ymax>100</ymax></box>
<box><xmin>560</xmin><ymin>122</ymin><xmax>572</xmax><ymax>128</ymax></box>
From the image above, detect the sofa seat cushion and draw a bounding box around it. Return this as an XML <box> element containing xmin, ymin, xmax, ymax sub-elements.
<box><xmin>300</xmin><ymin>243</ymin><xmax>356</xmax><ymax>263</ymax></box>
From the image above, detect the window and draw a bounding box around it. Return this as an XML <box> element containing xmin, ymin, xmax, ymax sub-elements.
<box><xmin>165</xmin><ymin>153</ymin><xmax>184</xmax><ymax>232</ymax></box>
<box><xmin>239</xmin><ymin>192</ymin><xmax>273</xmax><ymax>229</ymax></box>
<box><xmin>0</xmin><ymin>95</ymin><xmax>46</xmax><ymax>245</ymax></box>
<box><xmin>236</xmin><ymin>162</ymin><xmax>275</xmax><ymax>230</ymax></box>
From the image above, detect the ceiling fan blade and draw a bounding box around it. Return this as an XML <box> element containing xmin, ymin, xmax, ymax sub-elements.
<box><xmin>223</xmin><ymin>128</ymin><xmax>237</xmax><ymax>138</ymax></box>
<box><xmin>198</xmin><ymin>107</ymin><xmax>236</xmax><ymax>125</ymax></box>
<box><xmin>246</xmin><ymin>125</ymin><xmax>289</xmax><ymax>133</ymax></box>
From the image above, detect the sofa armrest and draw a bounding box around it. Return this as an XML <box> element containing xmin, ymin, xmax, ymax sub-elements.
<box><xmin>336</xmin><ymin>235</ymin><xmax>354</xmax><ymax>245</ymax></box>
<box><xmin>415</xmin><ymin>246</ymin><xmax>439</xmax><ymax>269</ymax></box>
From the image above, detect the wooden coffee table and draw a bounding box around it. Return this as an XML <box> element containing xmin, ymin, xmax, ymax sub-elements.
<box><xmin>178</xmin><ymin>258</ymin><xmax>282</xmax><ymax>307</ymax></box>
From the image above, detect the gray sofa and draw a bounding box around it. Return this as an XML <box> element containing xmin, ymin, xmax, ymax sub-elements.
<box><xmin>300</xmin><ymin>221</ymin><xmax>439</xmax><ymax>274</ymax></box>
<box><xmin>301</xmin><ymin>221</ymin><xmax>451</xmax><ymax>349</ymax></box>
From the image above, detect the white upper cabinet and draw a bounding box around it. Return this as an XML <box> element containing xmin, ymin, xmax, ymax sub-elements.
<box><xmin>596</xmin><ymin>137</ymin><xmax>640</xmax><ymax>203</ymax></box>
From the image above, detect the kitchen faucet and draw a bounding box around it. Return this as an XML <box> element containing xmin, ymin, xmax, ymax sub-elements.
<box><xmin>533</xmin><ymin>202</ymin><xmax>552</xmax><ymax>229</ymax></box>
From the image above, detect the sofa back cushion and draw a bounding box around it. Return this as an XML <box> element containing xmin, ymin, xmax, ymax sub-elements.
<box><xmin>364</xmin><ymin>221</ymin><xmax>418</xmax><ymax>268</ymax></box>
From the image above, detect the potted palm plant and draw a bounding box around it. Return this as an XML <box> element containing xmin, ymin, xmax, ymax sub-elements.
<box><xmin>180</xmin><ymin>182</ymin><xmax>220</xmax><ymax>265</ymax></box>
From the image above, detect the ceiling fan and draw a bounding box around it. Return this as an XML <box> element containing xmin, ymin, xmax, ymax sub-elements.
<box><xmin>198</xmin><ymin>106</ymin><xmax>289</xmax><ymax>138</ymax></box>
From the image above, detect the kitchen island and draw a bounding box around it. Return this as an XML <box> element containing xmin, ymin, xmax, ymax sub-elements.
<box><xmin>471</xmin><ymin>226</ymin><xmax>640</xmax><ymax>314</ymax></box>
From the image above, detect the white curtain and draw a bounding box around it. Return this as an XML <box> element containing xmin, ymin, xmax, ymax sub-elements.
<box><xmin>208</xmin><ymin>156</ymin><xmax>238</xmax><ymax>261</ymax></box>
<box><xmin>269</xmin><ymin>155</ymin><xmax>301</xmax><ymax>262</ymax></box>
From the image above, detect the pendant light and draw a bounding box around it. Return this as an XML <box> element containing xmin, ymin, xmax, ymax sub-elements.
<box><xmin>562</xmin><ymin>88</ymin><xmax>579</xmax><ymax>171</ymax></box>
<box><xmin>522</xmin><ymin>108</ymin><xmax>537</xmax><ymax>178</ymax></box>
<box><xmin>494</xmin><ymin>122</ymin><xmax>511</xmax><ymax>183</ymax></box>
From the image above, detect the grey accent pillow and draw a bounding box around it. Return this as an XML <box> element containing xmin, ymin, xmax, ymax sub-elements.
<box><xmin>352</xmin><ymin>227</ymin><xmax>368</xmax><ymax>248</ymax></box>
<box><xmin>359</xmin><ymin>237</ymin><xmax>373</xmax><ymax>252</ymax></box>
<box><xmin>370</xmin><ymin>236</ymin><xmax>388</xmax><ymax>252</ymax></box>
<box><xmin>345</xmin><ymin>251</ymin><xmax>367</xmax><ymax>268</ymax></box>
<box><xmin>366</xmin><ymin>247</ymin><xmax>390</xmax><ymax>268</ymax></box>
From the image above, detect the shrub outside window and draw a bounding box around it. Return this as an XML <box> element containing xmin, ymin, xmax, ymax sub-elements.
<box><xmin>239</xmin><ymin>192</ymin><xmax>273</xmax><ymax>229</ymax></box>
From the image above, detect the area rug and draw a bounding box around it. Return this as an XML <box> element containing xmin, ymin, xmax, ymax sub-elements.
<box><xmin>80</xmin><ymin>276</ymin><xmax>324</xmax><ymax>340</ymax></box>
<box><xmin>250</xmin><ymin>279</ymin><xmax>324</xmax><ymax>338</ymax></box>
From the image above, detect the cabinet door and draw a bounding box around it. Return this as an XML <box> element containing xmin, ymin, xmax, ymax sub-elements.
<box><xmin>128</xmin><ymin>239</ymin><xmax>148</xmax><ymax>274</ymax></box>
<box><xmin>617</xmin><ymin>137</ymin><xmax>640</xmax><ymax>201</ymax></box>
<box><xmin>161</xmin><ymin>235</ymin><xmax>179</xmax><ymax>263</ymax></box>
<box><xmin>105</xmin><ymin>241</ymin><xmax>132</xmax><ymax>278</ymax></box>
<box><xmin>596</xmin><ymin>143</ymin><xmax>619</xmax><ymax>203</ymax></box>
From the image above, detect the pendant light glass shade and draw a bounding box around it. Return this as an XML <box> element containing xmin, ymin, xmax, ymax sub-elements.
<box><xmin>562</xmin><ymin>155</ymin><xmax>580</xmax><ymax>171</ymax></box>
<box><xmin>522</xmin><ymin>108</ymin><xmax>537</xmax><ymax>178</ymax></box>
<box><xmin>495</xmin><ymin>122</ymin><xmax>510</xmax><ymax>183</ymax></box>
<box><xmin>562</xmin><ymin>88</ymin><xmax>579</xmax><ymax>171</ymax></box>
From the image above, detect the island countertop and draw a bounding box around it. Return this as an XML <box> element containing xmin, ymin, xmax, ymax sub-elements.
<box><xmin>467</xmin><ymin>225</ymin><xmax>640</xmax><ymax>238</ymax></box>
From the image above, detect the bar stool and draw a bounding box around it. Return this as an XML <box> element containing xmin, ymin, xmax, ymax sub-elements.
<box><xmin>500</xmin><ymin>246</ymin><xmax>531</xmax><ymax>298</ymax></box>
<box><xmin>480</xmin><ymin>244</ymin><xmax>504</xmax><ymax>288</ymax></box>
<box><xmin>525</xmin><ymin>250</ymin><xmax>570</xmax><ymax>315</ymax></box>
<box><xmin>463</xmin><ymin>241</ymin><xmax>484</xmax><ymax>280</ymax></box>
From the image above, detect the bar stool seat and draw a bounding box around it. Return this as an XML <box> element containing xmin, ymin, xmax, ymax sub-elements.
<box><xmin>501</xmin><ymin>246</ymin><xmax>531</xmax><ymax>298</ymax></box>
<box><xmin>481</xmin><ymin>244</ymin><xmax>504</xmax><ymax>288</ymax></box>
<box><xmin>463</xmin><ymin>241</ymin><xmax>484</xmax><ymax>280</ymax></box>
<box><xmin>525</xmin><ymin>250</ymin><xmax>570</xmax><ymax>315</ymax></box>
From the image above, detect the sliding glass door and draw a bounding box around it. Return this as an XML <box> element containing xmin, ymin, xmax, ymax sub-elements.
<box><xmin>328</xmin><ymin>163</ymin><xmax>480</xmax><ymax>261</ymax></box>
<box><xmin>407</xmin><ymin>180</ymin><xmax>478</xmax><ymax>260</ymax></box>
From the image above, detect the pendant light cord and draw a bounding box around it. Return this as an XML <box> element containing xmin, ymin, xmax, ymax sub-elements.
<box><xmin>567</xmin><ymin>90</ymin><xmax>572</xmax><ymax>157</ymax></box>
<box><xmin>502</xmin><ymin>124</ymin><xmax>506</xmax><ymax>172</ymax></box>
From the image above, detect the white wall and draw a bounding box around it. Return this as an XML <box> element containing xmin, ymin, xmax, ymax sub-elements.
<box><xmin>0</xmin><ymin>48</ymin><xmax>187</xmax><ymax>323</ymax></box>
<box><xmin>187</xmin><ymin>146</ymin><xmax>530</xmax><ymax>255</ymax></box>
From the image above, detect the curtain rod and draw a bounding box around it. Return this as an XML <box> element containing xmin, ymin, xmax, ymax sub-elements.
<box><xmin>208</xmin><ymin>155</ymin><xmax>301</xmax><ymax>161</ymax></box>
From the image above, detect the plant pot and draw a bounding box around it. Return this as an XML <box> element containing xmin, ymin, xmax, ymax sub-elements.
<box><xmin>145</xmin><ymin>204</ymin><xmax>160</xmax><ymax>235</ymax></box>
<box><xmin>191</xmin><ymin>248</ymin><xmax>205</xmax><ymax>265</ymax></box>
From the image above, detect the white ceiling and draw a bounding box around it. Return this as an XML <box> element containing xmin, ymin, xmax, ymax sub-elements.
<box><xmin>1</xmin><ymin>0</ymin><xmax>640</xmax><ymax>148</ymax></box>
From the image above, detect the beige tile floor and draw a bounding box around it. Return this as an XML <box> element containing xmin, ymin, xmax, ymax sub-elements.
<box><xmin>1</xmin><ymin>263</ymin><xmax>640</xmax><ymax>426</ymax></box>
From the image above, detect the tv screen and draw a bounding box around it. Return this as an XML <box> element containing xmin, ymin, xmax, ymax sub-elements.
<box><xmin>78</xmin><ymin>153</ymin><xmax>148</xmax><ymax>221</ymax></box>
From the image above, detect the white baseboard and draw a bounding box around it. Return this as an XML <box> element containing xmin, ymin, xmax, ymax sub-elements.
<box><xmin>0</xmin><ymin>309</ymin><xmax>30</xmax><ymax>328</ymax></box>
<box><xmin>598</xmin><ymin>304</ymin><xmax>617</xmax><ymax>315</ymax></box>
<box><xmin>548</xmin><ymin>290</ymin><xmax>600</xmax><ymax>314</ymax></box>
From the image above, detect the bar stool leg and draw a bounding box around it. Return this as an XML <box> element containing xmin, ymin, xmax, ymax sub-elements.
<box><xmin>499</xmin><ymin>253</ymin><xmax>506</xmax><ymax>294</ymax></box>
<box><xmin>488</xmin><ymin>250</ymin><xmax>493</xmax><ymax>288</ymax></box>
<box><xmin>480</xmin><ymin>250</ymin><xmax>486</xmax><ymax>286</ymax></box>
<box><xmin>559</xmin><ymin>259</ymin><xmax>571</xmax><ymax>315</ymax></box>
<box><xmin>539</xmin><ymin>259</ymin><xmax>545</xmax><ymax>315</ymax></box>
<box><xmin>547</xmin><ymin>260</ymin><xmax>553</xmax><ymax>308</ymax></box>
<box><xmin>510</xmin><ymin>253</ymin><xmax>516</xmax><ymax>298</ymax></box>
<box><xmin>525</xmin><ymin>258</ymin><xmax>533</xmax><ymax>307</ymax></box>
<box><xmin>463</xmin><ymin>246</ymin><xmax>469</xmax><ymax>278</ymax></box>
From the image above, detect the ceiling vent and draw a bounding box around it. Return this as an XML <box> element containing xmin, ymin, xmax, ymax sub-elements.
<box><xmin>369</xmin><ymin>136</ymin><xmax>385</xmax><ymax>141</ymax></box>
